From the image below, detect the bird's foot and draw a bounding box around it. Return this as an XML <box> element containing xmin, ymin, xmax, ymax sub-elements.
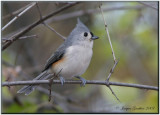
<box><xmin>75</xmin><ymin>76</ymin><xmax>86</xmax><ymax>87</ymax></box>
<box><xmin>59</xmin><ymin>76</ymin><xmax>65</xmax><ymax>85</ymax></box>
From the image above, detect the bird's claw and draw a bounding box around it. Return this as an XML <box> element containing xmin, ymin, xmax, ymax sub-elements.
<box><xmin>75</xmin><ymin>76</ymin><xmax>86</xmax><ymax>87</ymax></box>
<box><xmin>59</xmin><ymin>76</ymin><xmax>65</xmax><ymax>85</ymax></box>
<box><xmin>80</xmin><ymin>79</ymin><xmax>86</xmax><ymax>87</ymax></box>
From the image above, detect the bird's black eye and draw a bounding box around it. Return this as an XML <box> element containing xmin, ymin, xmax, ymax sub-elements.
<box><xmin>90</xmin><ymin>32</ymin><xmax>93</xmax><ymax>37</ymax></box>
<box><xmin>84</xmin><ymin>32</ymin><xmax>88</xmax><ymax>37</ymax></box>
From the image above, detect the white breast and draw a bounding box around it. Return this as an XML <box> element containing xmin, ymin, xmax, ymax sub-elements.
<box><xmin>52</xmin><ymin>43</ymin><xmax>93</xmax><ymax>78</ymax></box>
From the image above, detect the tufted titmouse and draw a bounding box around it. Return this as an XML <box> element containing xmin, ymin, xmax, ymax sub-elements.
<box><xmin>17</xmin><ymin>18</ymin><xmax>99</xmax><ymax>95</ymax></box>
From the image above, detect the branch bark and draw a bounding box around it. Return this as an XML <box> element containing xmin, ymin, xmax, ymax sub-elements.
<box><xmin>2</xmin><ymin>2</ymin><xmax>35</xmax><ymax>20</ymax></box>
<box><xmin>2</xmin><ymin>80</ymin><xmax>158</xmax><ymax>91</ymax></box>
<box><xmin>2</xmin><ymin>2</ymin><xmax>79</xmax><ymax>51</ymax></box>
<box><xmin>2</xmin><ymin>2</ymin><xmax>36</xmax><ymax>31</ymax></box>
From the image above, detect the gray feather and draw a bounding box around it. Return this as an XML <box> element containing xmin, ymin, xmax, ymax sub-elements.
<box><xmin>17</xmin><ymin>70</ymin><xmax>50</xmax><ymax>95</ymax></box>
<box><xmin>42</xmin><ymin>44</ymin><xmax>67</xmax><ymax>72</ymax></box>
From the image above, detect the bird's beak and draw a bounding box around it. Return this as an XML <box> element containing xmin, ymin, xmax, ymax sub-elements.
<box><xmin>91</xmin><ymin>35</ymin><xmax>99</xmax><ymax>40</ymax></box>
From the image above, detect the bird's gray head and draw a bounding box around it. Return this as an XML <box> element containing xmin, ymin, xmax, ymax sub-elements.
<box><xmin>66</xmin><ymin>18</ymin><xmax>99</xmax><ymax>47</ymax></box>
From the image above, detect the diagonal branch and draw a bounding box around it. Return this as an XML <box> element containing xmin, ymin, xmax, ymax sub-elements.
<box><xmin>43</xmin><ymin>23</ymin><xmax>66</xmax><ymax>40</ymax></box>
<box><xmin>2</xmin><ymin>2</ymin><xmax>34</xmax><ymax>20</ymax></box>
<box><xmin>2</xmin><ymin>2</ymin><xmax>79</xmax><ymax>51</ymax></box>
<box><xmin>106</xmin><ymin>59</ymin><xmax>119</xmax><ymax>82</ymax></box>
<box><xmin>108</xmin><ymin>85</ymin><xmax>120</xmax><ymax>102</ymax></box>
<box><xmin>2</xmin><ymin>2</ymin><xmax>36</xmax><ymax>31</ymax></box>
<box><xmin>99</xmin><ymin>4</ymin><xmax>116</xmax><ymax>63</ymax></box>
<box><xmin>2</xmin><ymin>80</ymin><xmax>158</xmax><ymax>91</ymax></box>
<box><xmin>36</xmin><ymin>2</ymin><xmax>66</xmax><ymax>40</ymax></box>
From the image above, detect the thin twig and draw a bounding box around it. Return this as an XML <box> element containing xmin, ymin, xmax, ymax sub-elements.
<box><xmin>2</xmin><ymin>2</ymin><xmax>36</xmax><ymax>31</ymax></box>
<box><xmin>2</xmin><ymin>35</ymin><xmax>38</xmax><ymax>42</ymax></box>
<box><xmin>48</xmin><ymin>69</ymin><xmax>62</xmax><ymax>102</ymax></box>
<box><xmin>2</xmin><ymin>3</ymin><xmax>33</xmax><ymax>20</ymax></box>
<box><xmin>2</xmin><ymin>2</ymin><xmax>79</xmax><ymax>51</ymax></box>
<box><xmin>2</xmin><ymin>80</ymin><xmax>158</xmax><ymax>91</ymax></box>
<box><xmin>48</xmin><ymin>77</ymin><xmax>54</xmax><ymax>102</ymax></box>
<box><xmin>99</xmin><ymin>4</ymin><xmax>120</xmax><ymax>102</ymax></box>
<box><xmin>99</xmin><ymin>4</ymin><xmax>118</xmax><ymax>81</ymax></box>
<box><xmin>44</xmin><ymin>23</ymin><xmax>66</xmax><ymax>40</ymax></box>
<box><xmin>108</xmin><ymin>85</ymin><xmax>120</xmax><ymax>102</ymax></box>
<box><xmin>19</xmin><ymin>35</ymin><xmax>38</xmax><ymax>39</ymax></box>
<box><xmin>36</xmin><ymin>2</ymin><xmax>43</xmax><ymax>19</ymax></box>
<box><xmin>37</xmin><ymin>86</ymin><xmax>78</xmax><ymax>104</ymax></box>
<box><xmin>36</xmin><ymin>2</ymin><xmax>66</xmax><ymax>40</ymax></box>
<box><xmin>106</xmin><ymin>59</ymin><xmax>119</xmax><ymax>82</ymax></box>
<box><xmin>138</xmin><ymin>1</ymin><xmax>158</xmax><ymax>10</ymax></box>
<box><xmin>99</xmin><ymin>5</ymin><xmax>116</xmax><ymax>63</ymax></box>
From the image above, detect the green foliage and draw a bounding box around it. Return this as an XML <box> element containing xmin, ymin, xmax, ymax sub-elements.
<box><xmin>4</xmin><ymin>102</ymin><xmax>38</xmax><ymax>113</ymax></box>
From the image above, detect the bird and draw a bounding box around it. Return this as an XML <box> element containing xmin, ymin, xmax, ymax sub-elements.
<box><xmin>17</xmin><ymin>18</ymin><xmax>99</xmax><ymax>95</ymax></box>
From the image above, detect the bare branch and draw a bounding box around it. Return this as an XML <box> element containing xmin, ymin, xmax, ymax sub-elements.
<box><xmin>107</xmin><ymin>85</ymin><xmax>120</xmax><ymax>102</ymax></box>
<box><xmin>99</xmin><ymin>5</ymin><xmax>116</xmax><ymax>63</ymax></box>
<box><xmin>99</xmin><ymin>4</ymin><xmax>120</xmax><ymax>101</ymax></box>
<box><xmin>18</xmin><ymin>35</ymin><xmax>38</xmax><ymax>40</ymax></box>
<box><xmin>36</xmin><ymin>2</ymin><xmax>66</xmax><ymax>40</ymax></box>
<box><xmin>2</xmin><ymin>2</ymin><xmax>79</xmax><ymax>51</ymax></box>
<box><xmin>106</xmin><ymin>59</ymin><xmax>119</xmax><ymax>82</ymax></box>
<box><xmin>2</xmin><ymin>35</ymin><xmax>38</xmax><ymax>42</ymax></box>
<box><xmin>2</xmin><ymin>80</ymin><xmax>158</xmax><ymax>91</ymax></box>
<box><xmin>44</xmin><ymin>23</ymin><xmax>66</xmax><ymax>40</ymax></box>
<box><xmin>2</xmin><ymin>3</ymin><xmax>34</xmax><ymax>20</ymax></box>
<box><xmin>2</xmin><ymin>2</ymin><xmax>36</xmax><ymax>31</ymax></box>
<box><xmin>48</xmin><ymin>78</ymin><xmax>54</xmax><ymax>102</ymax></box>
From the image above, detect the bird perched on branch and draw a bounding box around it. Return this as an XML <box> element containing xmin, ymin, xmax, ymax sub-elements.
<box><xmin>17</xmin><ymin>18</ymin><xmax>99</xmax><ymax>95</ymax></box>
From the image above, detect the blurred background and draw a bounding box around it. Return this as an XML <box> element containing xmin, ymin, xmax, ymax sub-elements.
<box><xmin>2</xmin><ymin>1</ymin><xmax>158</xmax><ymax>113</ymax></box>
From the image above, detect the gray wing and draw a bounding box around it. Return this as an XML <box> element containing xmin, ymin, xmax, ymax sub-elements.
<box><xmin>42</xmin><ymin>44</ymin><xmax>66</xmax><ymax>72</ymax></box>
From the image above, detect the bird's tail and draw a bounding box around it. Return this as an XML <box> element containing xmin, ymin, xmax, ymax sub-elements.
<box><xmin>17</xmin><ymin>70</ymin><xmax>50</xmax><ymax>95</ymax></box>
